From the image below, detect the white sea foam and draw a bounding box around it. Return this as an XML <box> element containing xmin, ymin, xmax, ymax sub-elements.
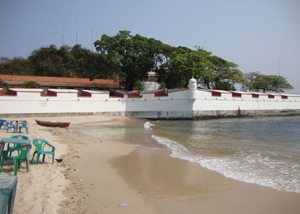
<box><xmin>144</xmin><ymin>121</ymin><xmax>155</xmax><ymax>130</ymax></box>
<box><xmin>190</xmin><ymin>151</ymin><xmax>300</xmax><ymax>194</ymax></box>
<box><xmin>151</xmin><ymin>134</ymin><xmax>300</xmax><ymax>194</ymax></box>
<box><xmin>151</xmin><ymin>135</ymin><xmax>188</xmax><ymax>154</ymax></box>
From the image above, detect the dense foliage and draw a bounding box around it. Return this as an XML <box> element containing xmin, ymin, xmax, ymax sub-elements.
<box><xmin>243</xmin><ymin>72</ymin><xmax>294</xmax><ymax>93</ymax></box>
<box><xmin>0</xmin><ymin>30</ymin><xmax>293</xmax><ymax>92</ymax></box>
<box><xmin>94</xmin><ymin>30</ymin><xmax>157</xmax><ymax>90</ymax></box>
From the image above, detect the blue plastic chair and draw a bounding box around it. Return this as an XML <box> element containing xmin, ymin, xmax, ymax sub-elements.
<box><xmin>20</xmin><ymin>121</ymin><xmax>28</xmax><ymax>134</ymax></box>
<box><xmin>6</xmin><ymin>121</ymin><xmax>16</xmax><ymax>133</ymax></box>
<box><xmin>31</xmin><ymin>139</ymin><xmax>55</xmax><ymax>165</ymax></box>
<box><xmin>0</xmin><ymin>144</ymin><xmax>32</xmax><ymax>176</ymax></box>
<box><xmin>17</xmin><ymin>121</ymin><xmax>29</xmax><ymax>134</ymax></box>
<box><xmin>0</xmin><ymin>120</ymin><xmax>7</xmax><ymax>130</ymax></box>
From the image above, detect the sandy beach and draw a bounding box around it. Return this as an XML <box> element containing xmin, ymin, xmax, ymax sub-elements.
<box><xmin>1</xmin><ymin>115</ymin><xmax>300</xmax><ymax>214</ymax></box>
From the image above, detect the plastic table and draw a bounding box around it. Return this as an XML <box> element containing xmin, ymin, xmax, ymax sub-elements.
<box><xmin>0</xmin><ymin>175</ymin><xmax>18</xmax><ymax>214</ymax></box>
<box><xmin>0</xmin><ymin>138</ymin><xmax>31</xmax><ymax>164</ymax></box>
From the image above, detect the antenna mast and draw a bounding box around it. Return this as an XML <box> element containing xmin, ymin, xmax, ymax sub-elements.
<box><xmin>76</xmin><ymin>18</ymin><xmax>78</xmax><ymax>44</ymax></box>
<box><xmin>91</xmin><ymin>28</ymin><xmax>93</xmax><ymax>52</ymax></box>
<box><xmin>62</xmin><ymin>21</ymin><xmax>64</xmax><ymax>46</ymax></box>
<box><xmin>278</xmin><ymin>60</ymin><xmax>280</xmax><ymax>76</ymax></box>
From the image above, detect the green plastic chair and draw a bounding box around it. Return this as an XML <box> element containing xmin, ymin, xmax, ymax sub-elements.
<box><xmin>0</xmin><ymin>144</ymin><xmax>32</xmax><ymax>176</ymax></box>
<box><xmin>31</xmin><ymin>139</ymin><xmax>55</xmax><ymax>165</ymax></box>
<box><xmin>8</xmin><ymin>135</ymin><xmax>29</xmax><ymax>157</ymax></box>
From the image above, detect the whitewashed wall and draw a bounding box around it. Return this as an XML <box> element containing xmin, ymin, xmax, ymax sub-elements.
<box><xmin>0</xmin><ymin>83</ymin><xmax>299</xmax><ymax>119</ymax></box>
<box><xmin>0</xmin><ymin>89</ymin><xmax>126</xmax><ymax>116</ymax></box>
<box><xmin>192</xmin><ymin>89</ymin><xmax>300</xmax><ymax>118</ymax></box>
<box><xmin>125</xmin><ymin>89</ymin><xmax>193</xmax><ymax>119</ymax></box>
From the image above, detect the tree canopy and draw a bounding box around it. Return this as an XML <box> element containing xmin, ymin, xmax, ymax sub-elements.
<box><xmin>0</xmin><ymin>57</ymin><xmax>32</xmax><ymax>75</ymax></box>
<box><xmin>94</xmin><ymin>30</ymin><xmax>160</xmax><ymax>90</ymax></box>
<box><xmin>155</xmin><ymin>46</ymin><xmax>214</xmax><ymax>89</ymax></box>
<box><xmin>205</xmin><ymin>55</ymin><xmax>250</xmax><ymax>91</ymax></box>
<box><xmin>0</xmin><ymin>30</ymin><xmax>294</xmax><ymax>93</ymax></box>
<box><xmin>243</xmin><ymin>72</ymin><xmax>294</xmax><ymax>93</ymax></box>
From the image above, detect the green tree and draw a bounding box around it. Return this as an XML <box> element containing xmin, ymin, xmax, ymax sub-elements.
<box><xmin>94</xmin><ymin>30</ymin><xmax>159</xmax><ymax>91</ymax></box>
<box><xmin>22</xmin><ymin>81</ymin><xmax>40</xmax><ymax>88</ymax></box>
<box><xmin>244</xmin><ymin>72</ymin><xmax>293</xmax><ymax>93</ymax></box>
<box><xmin>207</xmin><ymin>56</ymin><xmax>249</xmax><ymax>90</ymax></box>
<box><xmin>268</xmin><ymin>75</ymin><xmax>293</xmax><ymax>93</ymax></box>
<box><xmin>0</xmin><ymin>57</ymin><xmax>32</xmax><ymax>75</ymax></box>
<box><xmin>70</xmin><ymin>44</ymin><xmax>105</xmax><ymax>78</ymax></box>
<box><xmin>156</xmin><ymin>46</ymin><xmax>214</xmax><ymax>89</ymax></box>
<box><xmin>28</xmin><ymin>45</ymin><xmax>73</xmax><ymax>77</ymax></box>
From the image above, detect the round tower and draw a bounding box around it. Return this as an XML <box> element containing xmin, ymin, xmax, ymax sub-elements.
<box><xmin>189</xmin><ymin>77</ymin><xmax>197</xmax><ymax>102</ymax></box>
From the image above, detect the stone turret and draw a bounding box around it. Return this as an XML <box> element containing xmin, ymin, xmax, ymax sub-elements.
<box><xmin>189</xmin><ymin>77</ymin><xmax>197</xmax><ymax>102</ymax></box>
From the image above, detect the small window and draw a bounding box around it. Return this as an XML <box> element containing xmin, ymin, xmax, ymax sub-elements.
<box><xmin>231</xmin><ymin>92</ymin><xmax>241</xmax><ymax>98</ymax></box>
<box><xmin>212</xmin><ymin>91</ymin><xmax>221</xmax><ymax>97</ymax></box>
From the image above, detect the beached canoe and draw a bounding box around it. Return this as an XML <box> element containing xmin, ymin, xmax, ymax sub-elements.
<box><xmin>35</xmin><ymin>120</ymin><xmax>70</xmax><ymax>128</ymax></box>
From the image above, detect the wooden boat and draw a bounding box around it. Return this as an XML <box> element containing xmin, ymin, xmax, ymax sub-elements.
<box><xmin>35</xmin><ymin>120</ymin><xmax>70</xmax><ymax>128</ymax></box>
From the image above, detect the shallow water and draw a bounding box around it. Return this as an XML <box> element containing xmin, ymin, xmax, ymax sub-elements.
<box><xmin>75</xmin><ymin>116</ymin><xmax>300</xmax><ymax>193</ymax></box>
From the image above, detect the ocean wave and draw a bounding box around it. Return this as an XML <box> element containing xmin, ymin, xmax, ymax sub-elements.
<box><xmin>151</xmin><ymin>134</ymin><xmax>300</xmax><ymax>194</ymax></box>
<box><xmin>193</xmin><ymin>152</ymin><xmax>300</xmax><ymax>194</ymax></box>
<box><xmin>151</xmin><ymin>135</ymin><xmax>188</xmax><ymax>154</ymax></box>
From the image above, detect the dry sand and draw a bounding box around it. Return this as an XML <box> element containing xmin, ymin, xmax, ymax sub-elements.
<box><xmin>1</xmin><ymin>115</ymin><xmax>300</xmax><ymax>214</ymax></box>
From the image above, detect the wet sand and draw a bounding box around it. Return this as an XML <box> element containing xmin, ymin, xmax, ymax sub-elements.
<box><xmin>1</xmin><ymin>115</ymin><xmax>300</xmax><ymax>214</ymax></box>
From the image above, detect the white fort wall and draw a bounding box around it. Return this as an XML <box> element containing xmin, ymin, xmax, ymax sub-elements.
<box><xmin>0</xmin><ymin>89</ymin><xmax>126</xmax><ymax>117</ymax></box>
<box><xmin>0</xmin><ymin>78</ymin><xmax>299</xmax><ymax>119</ymax></box>
<box><xmin>125</xmin><ymin>89</ymin><xmax>193</xmax><ymax>119</ymax></box>
<box><xmin>192</xmin><ymin>90</ymin><xmax>300</xmax><ymax>118</ymax></box>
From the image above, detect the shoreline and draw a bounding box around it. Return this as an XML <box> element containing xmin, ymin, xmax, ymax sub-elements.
<box><xmin>1</xmin><ymin>115</ymin><xmax>300</xmax><ymax>213</ymax></box>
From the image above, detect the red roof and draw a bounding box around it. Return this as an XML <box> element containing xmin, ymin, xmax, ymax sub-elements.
<box><xmin>0</xmin><ymin>75</ymin><xmax>119</xmax><ymax>88</ymax></box>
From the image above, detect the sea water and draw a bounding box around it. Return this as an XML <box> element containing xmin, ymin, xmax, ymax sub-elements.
<box><xmin>75</xmin><ymin>116</ymin><xmax>300</xmax><ymax>194</ymax></box>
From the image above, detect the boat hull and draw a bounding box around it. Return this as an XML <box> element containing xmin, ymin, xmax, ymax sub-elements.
<box><xmin>35</xmin><ymin>120</ymin><xmax>70</xmax><ymax>128</ymax></box>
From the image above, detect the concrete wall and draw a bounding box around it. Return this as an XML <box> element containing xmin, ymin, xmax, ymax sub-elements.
<box><xmin>0</xmin><ymin>84</ymin><xmax>299</xmax><ymax>119</ymax></box>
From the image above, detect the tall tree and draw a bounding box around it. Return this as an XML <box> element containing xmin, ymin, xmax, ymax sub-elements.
<box><xmin>244</xmin><ymin>72</ymin><xmax>293</xmax><ymax>93</ymax></box>
<box><xmin>207</xmin><ymin>56</ymin><xmax>249</xmax><ymax>91</ymax></box>
<box><xmin>156</xmin><ymin>46</ymin><xmax>214</xmax><ymax>89</ymax></box>
<box><xmin>28</xmin><ymin>45</ymin><xmax>73</xmax><ymax>77</ymax></box>
<box><xmin>94</xmin><ymin>30</ymin><xmax>159</xmax><ymax>91</ymax></box>
<box><xmin>70</xmin><ymin>44</ymin><xmax>101</xmax><ymax>78</ymax></box>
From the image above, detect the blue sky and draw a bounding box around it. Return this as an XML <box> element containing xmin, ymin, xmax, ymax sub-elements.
<box><xmin>0</xmin><ymin>0</ymin><xmax>299</xmax><ymax>94</ymax></box>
